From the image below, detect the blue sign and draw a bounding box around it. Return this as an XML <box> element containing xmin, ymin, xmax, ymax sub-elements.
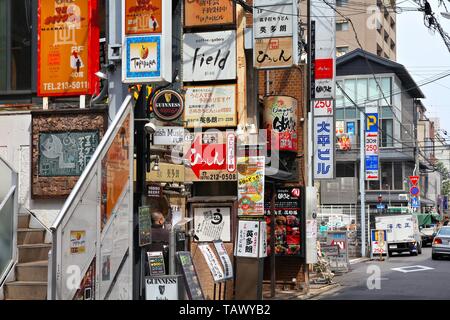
<box><xmin>124</xmin><ymin>35</ymin><xmax>162</xmax><ymax>82</ymax></box>
<box><xmin>377</xmin><ymin>203</ymin><xmax>385</xmax><ymax>210</ymax></box>
<box><xmin>366</xmin><ymin>113</ymin><xmax>379</xmax><ymax>133</ymax></box>
<box><xmin>410</xmin><ymin>186</ymin><xmax>420</xmax><ymax>196</ymax></box>
<box><xmin>411</xmin><ymin>197</ymin><xmax>420</xmax><ymax>208</ymax></box>
<box><xmin>365</xmin><ymin>155</ymin><xmax>379</xmax><ymax>170</ymax></box>
<box><xmin>347</xmin><ymin>122</ymin><xmax>355</xmax><ymax>135</ymax></box>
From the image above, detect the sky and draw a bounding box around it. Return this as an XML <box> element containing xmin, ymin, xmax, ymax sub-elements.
<box><xmin>397</xmin><ymin>0</ymin><xmax>450</xmax><ymax>135</ymax></box>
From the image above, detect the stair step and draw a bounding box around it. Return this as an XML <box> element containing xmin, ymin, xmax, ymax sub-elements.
<box><xmin>18</xmin><ymin>244</ymin><xmax>52</xmax><ymax>263</ymax></box>
<box><xmin>18</xmin><ymin>214</ymin><xmax>30</xmax><ymax>229</ymax></box>
<box><xmin>4</xmin><ymin>281</ymin><xmax>47</xmax><ymax>300</ymax></box>
<box><xmin>16</xmin><ymin>260</ymin><xmax>48</xmax><ymax>282</ymax></box>
<box><xmin>17</xmin><ymin>228</ymin><xmax>46</xmax><ymax>245</ymax></box>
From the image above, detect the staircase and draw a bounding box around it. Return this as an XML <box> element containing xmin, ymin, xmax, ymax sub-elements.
<box><xmin>3</xmin><ymin>213</ymin><xmax>50</xmax><ymax>300</ymax></box>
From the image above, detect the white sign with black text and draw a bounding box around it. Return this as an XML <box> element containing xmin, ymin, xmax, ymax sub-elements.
<box><xmin>213</xmin><ymin>241</ymin><xmax>233</xmax><ymax>280</ymax></box>
<box><xmin>145</xmin><ymin>276</ymin><xmax>179</xmax><ymax>300</ymax></box>
<box><xmin>153</xmin><ymin>126</ymin><xmax>185</xmax><ymax>145</ymax></box>
<box><xmin>253</xmin><ymin>4</ymin><xmax>294</xmax><ymax>39</ymax></box>
<box><xmin>183</xmin><ymin>31</ymin><xmax>236</xmax><ymax>82</ymax></box>
<box><xmin>194</xmin><ymin>207</ymin><xmax>231</xmax><ymax>242</ymax></box>
<box><xmin>198</xmin><ymin>243</ymin><xmax>225</xmax><ymax>283</ymax></box>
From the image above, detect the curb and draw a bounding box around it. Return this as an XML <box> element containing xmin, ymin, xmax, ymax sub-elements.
<box><xmin>298</xmin><ymin>283</ymin><xmax>341</xmax><ymax>300</ymax></box>
<box><xmin>350</xmin><ymin>257</ymin><xmax>371</xmax><ymax>265</ymax></box>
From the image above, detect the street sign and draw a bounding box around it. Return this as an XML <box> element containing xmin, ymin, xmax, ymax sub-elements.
<box><xmin>411</xmin><ymin>197</ymin><xmax>420</xmax><ymax>208</ymax></box>
<box><xmin>410</xmin><ymin>186</ymin><xmax>420</xmax><ymax>196</ymax></box>
<box><xmin>409</xmin><ymin>175</ymin><xmax>419</xmax><ymax>186</ymax></box>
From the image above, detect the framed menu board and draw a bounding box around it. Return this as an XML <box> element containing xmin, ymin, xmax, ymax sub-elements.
<box><xmin>176</xmin><ymin>251</ymin><xmax>204</xmax><ymax>300</ymax></box>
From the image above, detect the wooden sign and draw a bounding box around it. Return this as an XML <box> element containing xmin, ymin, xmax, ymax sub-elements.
<box><xmin>254</xmin><ymin>37</ymin><xmax>294</xmax><ymax>69</ymax></box>
<box><xmin>146</xmin><ymin>162</ymin><xmax>185</xmax><ymax>183</ymax></box>
<box><xmin>184</xmin><ymin>0</ymin><xmax>235</xmax><ymax>27</ymax></box>
<box><xmin>37</xmin><ymin>0</ymin><xmax>99</xmax><ymax>96</ymax></box>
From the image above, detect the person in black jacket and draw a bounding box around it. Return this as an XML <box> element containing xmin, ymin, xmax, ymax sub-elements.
<box><xmin>144</xmin><ymin>211</ymin><xmax>170</xmax><ymax>276</ymax></box>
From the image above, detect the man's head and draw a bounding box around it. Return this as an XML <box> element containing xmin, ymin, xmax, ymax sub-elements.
<box><xmin>151</xmin><ymin>211</ymin><xmax>165</xmax><ymax>226</ymax></box>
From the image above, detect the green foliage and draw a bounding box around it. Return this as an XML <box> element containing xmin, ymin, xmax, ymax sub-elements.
<box><xmin>436</xmin><ymin>161</ymin><xmax>450</xmax><ymax>196</ymax></box>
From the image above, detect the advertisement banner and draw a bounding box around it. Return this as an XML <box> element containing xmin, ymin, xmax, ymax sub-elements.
<box><xmin>263</xmin><ymin>96</ymin><xmax>298</xmax><ymax>152</ymax></box>
<box><xmin>313</xmin><ymin>116</ymin><xmax>335</xmax><ymax>179</ymax></box>
<box><xmin>264</xmin><ymin>187</ymin><xmax>303</xmax><ymax>256</ymax></box>
<box><xmin>235</xmin><ymin>220</ymin><xmax>261</xmax><ymax>258</ymax></box>
<box><xmin>365</xmin><ymin>107</ymin><xmax>379</xmax><ymax>180</ymax></box>
<box><xmin>312</xmin><ymin>99</ymin><xmax>334</xmax><ymax>117</ymax></box>
<box><xmin>198</xmin><ymin>243</ymin><xmax>225</xmax><ymax>283</ymax></box>
<box><xmin>193</xmin><ymin>207</ymin><xmax>231</xmax><ymax>242</ymax></box>
<box><xmin>371</xmin><ymin>229</ymin><xmax>388</xmax><ymax>255</ymax></box>
<box><xmin>213</xmin><ymin>241</ymin><xmax>233</xmax><ymax>280</ymax></box>
<box><xmin>145</xmin><ymin>276</ymin><xmax>179</xmax><ymax>300</ymax></box>
<box><xmin>254</xmin><ymin>37</ymin><xmax>294</xmax><ymax>69</ymax></box>
<box><xmin>237</xmin><ymin>156</ymin><xmax>265</xmax><ymax>216</ymax></box>
<box><xmin>183</xmin><ymin>31</ymin><xmax>237</xmax><ymax>82</ymax></box>
<box><xmin>184</xmin><ymin>132</ymin><xmax>237</xmax><ymax>182</ymax></box>
<box><xmin>124</xmin><ymin>0</ymin><xmax>162</xmax><ymax>35</ymax></box>
<box><xmin>184</xmin><ymin>0</ymin><xmax>235</xmax><ymax>27</ymax></box>
<box><xmin>37</xmin><ymin>0</ymin><xmax>99</xmax><ymax>97</ymax></box>
<box><xmin>184</xmin><ymin>85</ymin><xmax>237</xmax><ymax>128</ymax></box>
<box><xmin>152</xmin><ymin>90</ymin><xmax>184</xmax><ymax>121</ymax></box>
<box><xmin>314</xmin><ymin>79</ymin><xmax>335</xmax><ymax>99</ymax></box>
<box><xmin>123</xmin><ymin>35</ymin><xmax>162</xmax><ymax>82</ymax></box>
<box><xmin>153</xmin><ymin>126</ymin><xmax>185</xmax><ymax>145</ymax></box>
<box><xmin>253</xmin><ymin>4</ymin><xmax>294</xmax><ymax>39</ymax></box>
<box><xmin>70</xmin><ymin>230</ymin><xmax>86</xmax><ymax>254</ymax></box>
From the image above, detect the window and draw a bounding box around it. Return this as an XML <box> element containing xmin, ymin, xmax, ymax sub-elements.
<box><xmin>336</xmin><ymin>108</ymin><xmax>345</xmax><ymax>120</ymax></box>
<box><xmin>356</xmin><ymin>79</ymin><xmax>367</xmax><ymax>104</ymax></box>
<box><xmin>344</xmin><ymin>79</ymin><xmax>356</xmax><ymax>106</ymax></box>
<box><xmin>0</xmin><ymin>0</ymin><xmax>32</xmax><ymax>93</ymax></box>
<box><xmin>394</xmin><ymin>162</ymin><xmax>403</xmax><ymax>189</ymax></box>
<box><xmin>336</xmin><ymin>163</ymin><xmax>355</xmax><ymax>177</ymax></box>
<box><xmin>336</xmin><ymin>21</ymin><xmax>349</xmax><ymax>32</ymax></box>
<box><xmin>381</xmin><ymin>119</ymin><xmax>393</xmax><ymax>147</ymax></box>
<box><xmin>336</xmin><ymin>46</ymin><xmax>349</xmax><ymax>57</ymax></box>
<box><xmin>381</xmin><ymin>162</ymin><xmax>393</xmax><ymax>190</ymax></box>
<box><xmin>336</xmin><ymin>80</ymin><xmax>344</xmax><ymax>107</ymax></box>
<box><xmin>366</xmin><ymin>162</ymin><xmax>404</xmax><ymax>190</ymax></box>
<box><xmin>336</xmin><ymin>0</ymin><xmax>349</xmax><ymax>6</ymax></box>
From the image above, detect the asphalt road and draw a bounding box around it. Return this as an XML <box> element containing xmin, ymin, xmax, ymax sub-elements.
<box><xmin>315</xmin><ymin>247</ymin><xmax>450</xmax><ymax>300</ymax></box>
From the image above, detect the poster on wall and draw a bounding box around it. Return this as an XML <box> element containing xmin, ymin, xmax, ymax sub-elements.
<box><xmin>124</xmin><ymin>0</ymin><xmax>163</xmax><ymax>35</ymax></box>
<box><xmin>70</xmin><ymin>230</ymin><xmax>86</xmax><ymax>254</ymax></box>
<box><xmin>184</xmin><ymin>0</ymin><xmax>235</xmax><ymax>27</ymax></box>
<box><xmin>198</xmin><ymin>243</ymin><xmax>225</xmax><ymax>283</ymax></box>
<box><xmin>264</xmin><ymin>187</ymin><xmax>303</xmax><ymax>256</ymax></box>
<box><xmin>237</xmin><ymin>156</ymin><xmax>265</xmax><ymax>216</ymax></box>
<box><xmin>263</xmin><ymin>96</ymin><xmax>298</xmax><ymax>152</ymax></box>
<box><xmin>184</xmin><ymin>85</ymin><xmax>237</xmax><ymax>128</ymax></box>
<box><xmin>37</xmin><ymin>0</ymin><xmax>99</xmax><ymax>97</ymax></box>
<box><xmin>184</xmin><ymin>131</ymin><xmax>237</xmax><ymax>182</ymax></box>
<box><xmin>183</xmin><ymin>31</ymin><xmax>237</xmax><ymax>82</ymax></box>
<box><xmin>213</xmin><ymin>241</ymin><xmax>233</xmax><ymax>280</ymax></box>
<box><xmin>193</xmin><ymin>206</ymin><xmax>231</xmax><ymax>242</ymax></box>
<box><xmin>73</xmin><ymin>258</ymin><xmax>96</xmax><ymax>300</ymax></box>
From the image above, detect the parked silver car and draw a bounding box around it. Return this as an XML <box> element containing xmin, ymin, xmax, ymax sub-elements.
<box><xmin>432</xmin><ymin>226</ymin><xmax>450</xmax><ymax>260</ymax></box>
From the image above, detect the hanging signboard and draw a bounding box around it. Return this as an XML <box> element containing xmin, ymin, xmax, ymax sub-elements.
<box><xmin>37</xmin><ymin>0</ymin><xmax>99</xmax><ymax>97</ymax></box>
<box><xmin>122</xmin><ymin>0</ymin><xmax>171</xmax><ymax>83</ymax></box>
<box><xmin>145</xmin><ymin>275</ymin><xmax>180</xmax><ymax>300</ymax></box>
<box><xmin>254</xmin><ymin>37</ymin><xmax>295</xmax><ymax>69</ymax></box>
<box><xmin>193</xmin><ymin>206</ymin><xmax>231</xmax><ymax>242</ymax></box>
<box><xmin>184</xmin><ymin>0</ymin><xmax>235</xmax><ymax>27</ymax></box>
<box><xmin>153</xmin><ymin>127</ymin><xmax>185</xmax><ymax>145</ymax></box>
<box><xmin>145</xmin><ymin>162</ymin><xmax>185</xmax><ymax>183</ymax></box>
<box><xmin>312</xmin><ymin>99</ymin><xmax>334</xmax><ymax>117</ymax></box>
<box><xmin>139</xmin><ymin>207</ymin><xmax>152</xmax><ymax>246</ymax></box>
<box><xmin>213</xmin><ymin>240</ymin><xmax>233</xmax><ymax>280</ymax></box>
<box><xmin>184</xmin><ymin>85</ymin><xmax>237</xmax><ymax>128</ymax></box>
<box><xmin>264</xmin><ymin>187</ymin><xmax>303</xmax><ymax>256</ymax></box>
<box><xmin>263</xmin><ymin>96</ymin><xmax>298</xmax><ymax>152</ymax></box>
<box><xmin>371</xmin><ymin>229</ymin><xmax>388</xmax><ymax>255</ymax></box>
<box><xmin>152</xmin><ymin>90</ymin><xmax>184</xmax><ymax>121</ymax></box>
<box><xmin>313</xmin><ymin>116</ymin><xmax>335</xmax><ymax>179</ymax></box>
<box><xmin>198</xmin><ymin>243</ymin><xmax>225</xmax><ymax>283</ymax></box>
<box><xmin>365</xmin><ymin>106</ymin><xmax>379</xmax><ymax>181</ymax></box>
<box><xmin>314</xmin><ymin>79</ymin><xmax>335</xmax><ymax>99</ymax></box>
<box><xmin>253</xmin><ymin>4</ymin><xmax>294</xmax><ymax>39</ymax></box>
<box><xmin>183</xmin><ymin>31</ymin><xmax>237</xmax><ymax>82</ymax></box>
<box><xmin>124</xmin><ymin>0</ymin><xmax>162</xmax><ymax>35</ymax></box>
<box><xmin>235</xmin><ymin>220</ymin><xmax>266</xmax><ymax>258</ymax></box>
<box><xmin>237</xmin><ymin>156</ymin><xmax>265</xmax><ymax>216</ymax></box>
<box><xmin>184</xmin><ymin>131</ymin><xmax>237</xmax><ymax>182</ymax></box>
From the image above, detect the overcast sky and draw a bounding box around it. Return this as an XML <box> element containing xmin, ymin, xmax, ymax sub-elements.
<box><xmin>397</xmin><ymin>1</ymin><xmax>450</xmax><ymax>136</ymax></box>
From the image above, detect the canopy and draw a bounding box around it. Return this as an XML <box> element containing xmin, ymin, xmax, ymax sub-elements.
<box><xmin>415</xmin><ymin>213</ymin><xmax>443</xmax><ymax>226</ymax></box>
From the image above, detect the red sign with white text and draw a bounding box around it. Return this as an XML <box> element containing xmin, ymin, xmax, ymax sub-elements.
<box><xmin>314</xmin><ymin>58</ymin><xmax>334</xmax><ymax>79</ymax></box>
<box><xmin>409</xmin><ymin>176</ymin><xmax>419</xmax><ymax>186</ymax></box>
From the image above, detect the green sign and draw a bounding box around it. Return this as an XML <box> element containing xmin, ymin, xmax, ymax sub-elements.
<box><xmin>39</xmin><ymin>131</ymin><xmax>99</xmax><ymax>176</ymax></box>
<box><xmin>139</xmin><ymin>206</ymin><xmax>152</xmax><ymax>247</ymax></box>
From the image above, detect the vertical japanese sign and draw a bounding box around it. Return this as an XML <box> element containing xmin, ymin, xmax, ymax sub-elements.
<box><xmin>237</xmin><ymin>156</ymin><xmax>265</xmax><ymax>216</ymax></box>
<box><xmin>263</xmin><ymin>96</ymin><xmax>298</xmax><ymax>152</ymax></box>
<box><xmin>198</xmin><ymin>243</ymin><xmax>225</xmax><ymax>283</ymax></box>
<box><xmin>235</xmin><ymin>220</ymin><xmax>266</xmax><ymax>258</ymax></box>
<box><xmin>313</xmin><ymin>113</ymin><xmax>335</xmax><ymax>180</ymax></box>
<box><xmin>311</xmin><ymin>0</ymin><xmax>336</xmax><ymax>99</ymax></box>
<box><xmin>253</xmin><ymin>0</ymin><xmax>299</xmax><ymax>69</ymax></box>
<box><xmin>38</xmin><ymin>0</ymin><xmax>99</xmax><ymax>97</ymax></box>
<box><xmin>365</xmin><ymin>106</ymin><xmax>379</xmax><ymax>181</ymax></box>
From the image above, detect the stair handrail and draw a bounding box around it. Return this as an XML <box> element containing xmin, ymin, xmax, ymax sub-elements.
<box><xmin>24</xmin><ymin>208</ymin><xmax>52</xmax><ymax>234</ymax></box>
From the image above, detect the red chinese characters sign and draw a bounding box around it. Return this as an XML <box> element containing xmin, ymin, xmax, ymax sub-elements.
<box><xmin>263</xmin><ymin>96</ymin><xmax>298</xmax><ymax>152</ymax></box>
<box><xmin>38</xmin><ymin>0</ymin><xmax>99</xmax><ymax>97</ymax></box>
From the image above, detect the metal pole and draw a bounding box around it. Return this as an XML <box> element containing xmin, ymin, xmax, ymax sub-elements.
<box><xmin>270</xmin><ymin>183</ymin><xmax>276</xmax><ymax>298</ymax></box>
<box><xmin>169</xmin><ymin>229</ymin><xmax>176</xmax><ymax>275</ymax></box>
<box><xmin>360</xmin><ymin>110</ymin><xmax>366</xmax><ymax>257</ymax></box>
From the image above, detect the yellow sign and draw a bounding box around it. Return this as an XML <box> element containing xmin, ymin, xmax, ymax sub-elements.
<box><xmin>70</xmin><ymin>230</ymin><xmax>86</xmax><ymax>254</ymax></box>
<box><xmin>146</xmin><ymin>162</ymin><xmax>185</xmax><ymax>183</ymax></box>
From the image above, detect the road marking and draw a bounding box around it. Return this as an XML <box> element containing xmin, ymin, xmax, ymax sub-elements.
<box><xmin>391</xmin><ymin>265</ymin><xmax>435</xmax><ymax>273</ymax></box>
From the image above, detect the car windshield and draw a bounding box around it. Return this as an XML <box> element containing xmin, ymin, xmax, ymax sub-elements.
<box><xmin>438</xmin><ymin>227</ymin><xmax>450</xmax><ymax>236</ymax></box>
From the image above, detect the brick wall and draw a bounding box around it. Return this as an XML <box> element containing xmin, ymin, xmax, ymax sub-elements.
<box><xmin>31</xmin><ymin>109</ymin><xmax>107</xmax><ymax>198</ymax></box>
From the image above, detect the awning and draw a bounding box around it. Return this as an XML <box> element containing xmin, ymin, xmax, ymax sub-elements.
<box><xmin>415</xmin><ymin>213</ymin><xmax>443</xmax><ymax>226</ymax></box>
<box><xmin>265</xmin><ymin>167</ymin><xmax>296</xmax><ymax>181</ymax></box>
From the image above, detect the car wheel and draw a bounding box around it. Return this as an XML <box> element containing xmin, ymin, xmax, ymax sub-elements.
<box><xmin>418</xmin><ymin>244</ymin><xmax>422</xmax><ymax>254</ymax></box>
<box><xmin>388</xmin><ymin>251</ymin><xmax>393</xmax><ymax>257</ymax></box>
<box><xmin>432</xmin><ymin>253</ymin><xmax>439</xmax><ymax>260</ymax></box>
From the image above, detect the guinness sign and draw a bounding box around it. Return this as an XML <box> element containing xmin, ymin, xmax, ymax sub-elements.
<box><xmin>152</xmin><ymin>90</ymin><xmax>184</xmax><ymax>121</ymax></box>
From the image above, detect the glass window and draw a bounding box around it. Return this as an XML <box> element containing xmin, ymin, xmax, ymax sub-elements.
<box><xmin>381</xmin><ymin>162</ymin><xmax>393</xmax><ymax>190</ymax></box>
<box><xmin>356</xmin><ymin>78</ymin><xmax>367</xmax><ymax>104</ymax></box>
<box><xmin>345</xmin><ymin>107</ymin><xmax>356</xmax><ymax>119</ymax></box>
<box><xmin>336</xmin><ymin>163</ymin><xmax>355</xmax><ymax>177</ymax></box>
<box><xmin>381</xmin><ymin>119</ymin><xmax>393</xmax><ymax>147</ymax></box>
<box><xmin>394</xmin><ymin>162</ymin><xmax>403</xmax><ymax>190</ymax></box>
<box><xmin>380</xmin><ymin>77</ymin><xmax>391</xmax><ymax>103</ymax></box>
<box><xmin>381</xmin><ymin>106</ymin><xmax>393</xmax><ymax>118</ymax></box>
<box><xmin>368</xmin><ymin>79</ymin><xmax>380</xmax><ymax>101</ymax></box>
<box><xmin>336</xmin><ymin>21</ymin><xmax>349</xmax><ymax>32</ymax></box>
<box><xmin>344</xmin><ymin>79</ymin><xmax>356</xmax><ymax>106</ymax></box>
<box><xmin>336</xmin><ymin>80</ymin><xmax>345</xmax><ymax>107</ymax></box>
<box><xmin>336</xmin><ymin>108</ymin><xmax>345</xmax><ymax>120</ymax></box>
<box><xmin>438</xmin><ymin>228</ymin><xmax>450</xmax><ymax>236</ymax></box>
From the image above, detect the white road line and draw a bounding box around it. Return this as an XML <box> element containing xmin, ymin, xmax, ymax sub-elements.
<box><xmin>391</xmin><ymin>265</ymin><xmax>435</xmax><ymax>273</ymax></box>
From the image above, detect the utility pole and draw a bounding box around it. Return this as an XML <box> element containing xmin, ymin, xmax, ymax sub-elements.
<box><xmin>360</xmin><ymin>109</ymin><xmax>366</xmax><ymax>257</ymax></box>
